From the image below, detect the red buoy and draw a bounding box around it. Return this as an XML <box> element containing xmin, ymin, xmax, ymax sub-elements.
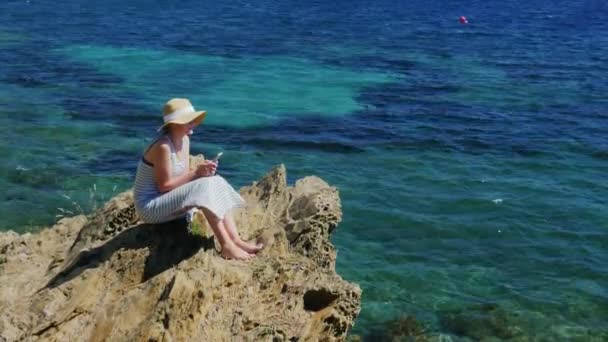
<box><xmin>459</xmin><ymin>16</ymin><xmax>468</xmax><ymax>24</ymax></box>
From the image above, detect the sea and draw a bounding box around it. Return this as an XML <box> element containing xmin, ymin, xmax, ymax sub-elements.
<box><xmin>1</xmin><ymin>0</ymin><xmax>606</xmax><ymax>339</ymax></box>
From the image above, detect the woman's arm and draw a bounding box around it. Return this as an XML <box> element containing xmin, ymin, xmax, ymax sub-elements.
<box><xmin>153</xmin><ymin>141</ymin><xmax>198</xmax><ymax>193</ymax></box>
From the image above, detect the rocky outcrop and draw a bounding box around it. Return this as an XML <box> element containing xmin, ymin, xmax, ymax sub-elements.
<box><xmin>0</xmin><ymin>165</ymin><xmax>361</xmax><ymax>341</ymax></box>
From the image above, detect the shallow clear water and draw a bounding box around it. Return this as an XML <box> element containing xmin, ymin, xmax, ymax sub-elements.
<box><xmin>1</xmin><ymin>0</ymin><xmax>607</xmax><ymax>339</ymax></box>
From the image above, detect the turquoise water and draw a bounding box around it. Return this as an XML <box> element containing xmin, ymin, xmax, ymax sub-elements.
<box><xmin>1</xmin><ymin>0</ymin><xmax>607</xmax><ymax>339</ymax></box>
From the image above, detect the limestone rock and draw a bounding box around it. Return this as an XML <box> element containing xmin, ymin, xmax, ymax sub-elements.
<box><xmin>0</xmin><ymin>165</ymin><xmax>361</xmax><ymax>341</ymax></box>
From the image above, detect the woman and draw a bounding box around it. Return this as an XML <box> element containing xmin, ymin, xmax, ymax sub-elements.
<box><xmin>133</xmin><ymin>98</ymin><xmax>262</xmax><ymax>260</ymax></box>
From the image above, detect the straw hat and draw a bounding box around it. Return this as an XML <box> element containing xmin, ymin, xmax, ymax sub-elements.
<box><xmin>158</xmin><ymin>98</ymin><xmax>206</xmax><ymax>131</ymax></box>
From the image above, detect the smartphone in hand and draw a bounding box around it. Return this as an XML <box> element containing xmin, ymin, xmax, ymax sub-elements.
<box><xmin>212</xmin><ymin>152</ymin><xmax>223</xmax><ymax>162</ymax></box>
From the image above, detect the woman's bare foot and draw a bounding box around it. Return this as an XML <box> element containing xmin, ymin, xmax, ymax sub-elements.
<box><xmin>221</xmin><ymin>243</ymin><xmax>254</xmax><ymax>260</ymax></box>
<box><xmin>235</xmin><ymin>239</ymin><xmax>264</xmax><ymax>254</ymax></box>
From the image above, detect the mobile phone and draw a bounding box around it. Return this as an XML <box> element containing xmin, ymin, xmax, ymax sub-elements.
<box><xmin>212</xmin><ymin>152</ymin><xmax>223</xmax><ymax>162</ymax></box>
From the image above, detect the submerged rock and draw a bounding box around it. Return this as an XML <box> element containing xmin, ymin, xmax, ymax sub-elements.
<box><xmin>0</xmin><ymin>165</ymin><xmax>361</xmax><ymax>341</ymax></box>
<box><xmin>440</xmin><ymin>303</ymin><xmax>608</xmax><ymax>341</ymax></box>
<box><xmin>362</xmin><ymin>316</ymin><xmax>435</xmax><ymax>342</ymax></box>
<box><xmin>439</xmin><ymin>303</ymin><xmax>525</xmax><ymax>340</ymax></box>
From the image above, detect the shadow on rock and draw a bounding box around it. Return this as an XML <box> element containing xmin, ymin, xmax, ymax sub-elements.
<box><xmin>45</xmin><ymin>219</ymin><xmax>215</xmax><ymax>289</ymax></box>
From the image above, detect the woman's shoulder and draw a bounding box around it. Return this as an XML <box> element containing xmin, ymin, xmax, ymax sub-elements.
<box><xmin>150</xmin><ymin>136</ymin><xmax>171</xmax><ymax>150</ymax></box>
<box><xmin>144</xmin><ymin>137</ymin><xmax>171</xmax><ymax>161</ymax></box>
<box><xmin>155</xmin><ymin>138</ymin><xmax>172</xmax><ymax>154</ymax></box>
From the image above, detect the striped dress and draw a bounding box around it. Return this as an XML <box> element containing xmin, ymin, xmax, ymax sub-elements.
<box><xmin>133</xmin><ymin>136</ymin><xmax>246</xmax><ymax>223</ymax></box>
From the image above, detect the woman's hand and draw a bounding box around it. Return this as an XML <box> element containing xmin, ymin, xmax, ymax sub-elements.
<box><xmin>195</xmin><ymin>160</ymin><xmax>218</xmax><ymax>177</ymax></box>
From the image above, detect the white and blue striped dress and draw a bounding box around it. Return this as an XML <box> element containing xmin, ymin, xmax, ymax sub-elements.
<box><xmin>133</xmin><ymin>136</ymin><xmax>246</xmax><ymax>224</ymax></box>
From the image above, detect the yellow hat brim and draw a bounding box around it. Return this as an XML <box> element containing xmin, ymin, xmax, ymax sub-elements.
<box><xmin>157</xmin><ymin>110</ymin><xmax>206</xmax><ymax>131</ymax></box>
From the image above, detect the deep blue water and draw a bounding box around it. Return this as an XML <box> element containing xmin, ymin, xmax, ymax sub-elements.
<box><xmin>1</xmin><ymin>0</ymin><xmax>607</xmax><ymax>339</ymax></box>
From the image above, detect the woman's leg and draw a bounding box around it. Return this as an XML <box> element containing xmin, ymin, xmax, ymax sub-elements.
<box><xmin>200</xmin><ymin>207</ymin><xmax>253</xmax><ymax>260</ymax></box>
<box><xmin>222</xmin><ymin>209</ymin><xmax>263</xmax><ymax>253</ymax></box>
